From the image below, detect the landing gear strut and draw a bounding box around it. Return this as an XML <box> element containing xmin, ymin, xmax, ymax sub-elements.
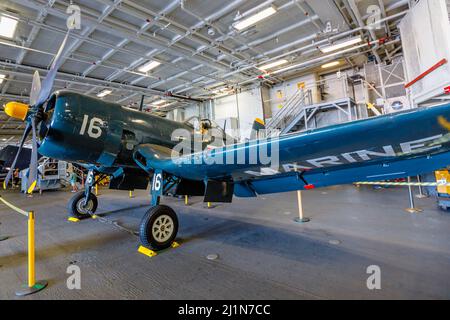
<box><xmin>68</xmin><ymin>169</ymin><xmax>101</xmax><ymax>219</ymax></box>
<box><xmin>139</xmin><ymin>169</ymin><xmax>179</xmax><ymax>250</ymax></box>
<box><xmin>68</xmin><ymin>191</ymin><xmax>98</xmax><ymax>219</ymax></box>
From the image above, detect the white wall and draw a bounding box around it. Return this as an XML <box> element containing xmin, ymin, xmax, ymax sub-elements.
<box><xmin>166</xmin><ymin>103</ymin><xmax>200</xmax><ymax>121</ymax></box>
<box><xmin>183</xmin><ymin>104</ymin><xmax>200</xmax><ymax>119</ymax></box>
<box><xmin>213</xmin><ymin>87</ymin><xmax>264</xmax><ymax>140</ymax></box>
<box><xmin>399</xmin><ymin>0</ymin><xmax>450</xmax><ymax>104</ymax></box>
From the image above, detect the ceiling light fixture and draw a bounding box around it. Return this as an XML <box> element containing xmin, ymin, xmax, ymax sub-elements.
<box><xmin>234</xmin><ymin>7</ymin><xmax>277</xmax><ymax>31</ymax></box>
<box><xmin>321</xmin><ymin>61</ymin><xmax>341</xmax><ymax>69</ymax></box>
<box><xmin>258</xmin><ymin>59</ymin><xmax>288</xmax><ymax>70</ymax></box>
<box><xmin>152</xmin><ymin>99</ymin><xmax>167</xmax><ymax>106</ymax></box>
<box><xmin>138</xmin><ymin>60</ymin><xmax>161</xmax><ymax>73</ymax></box>
<box><xmin>0</xmin><ymin>15</ymin><xmax>18</xmax><ymax>39</ymax></box>
<box><xmin>320</xmin><ymin>36</ymin><xmax>363</xmax><ymax>54</ymax></box>
<box><xmin>97</xmin><ymin>89</ymin><xmax>112</xmax><ymax>98</ymax></box>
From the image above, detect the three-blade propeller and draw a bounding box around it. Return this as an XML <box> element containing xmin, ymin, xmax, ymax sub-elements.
<box><xmin>2</xmin><ymin>29</ymin><xmax>71</xmax><ymax>193</ymax></box>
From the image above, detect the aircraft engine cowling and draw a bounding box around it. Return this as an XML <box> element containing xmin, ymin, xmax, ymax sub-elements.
<box><xmin>39</xmin><ymin>91</ymin><xmax>123</xmax><ymax>166</ymax></box>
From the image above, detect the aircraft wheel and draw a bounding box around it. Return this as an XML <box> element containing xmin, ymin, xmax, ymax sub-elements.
<box><xmin>68</xmin><ymin>191</ymin><xmax>98</xmax><ymax>219</ymax></box>
<box><xmin>139</xmin><ymin>205</ymin><xmax>178</xmax><ymax>251</ymax></box>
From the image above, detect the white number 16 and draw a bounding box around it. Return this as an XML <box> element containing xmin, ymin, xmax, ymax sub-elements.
<box><xmin>152</xmin><ymin>173</ymin><xmax>162</xmax><ymax>191</ymax></box>
<box><xmin>80</xmin><ymin>115</ymin><xmax>104</xmax><ymax>139</ymax></box>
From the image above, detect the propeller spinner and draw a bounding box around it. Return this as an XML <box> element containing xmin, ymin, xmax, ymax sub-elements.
<box><xmin>2</xmin><ymin>29</ymin><xmax>71</xmax><ymax>193</ymax></box>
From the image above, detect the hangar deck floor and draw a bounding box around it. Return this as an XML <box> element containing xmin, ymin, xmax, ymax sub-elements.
<box><xmin>1</xmin><ymin>185</ymin><xmax>450</xmax><ymax>299</ymax></box>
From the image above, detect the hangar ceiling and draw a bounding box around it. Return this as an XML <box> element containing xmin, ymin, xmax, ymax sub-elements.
<box><xmin>0</xmin><ymin>0</ymin><xmax>409</xmax><ymax>145</ymax></box>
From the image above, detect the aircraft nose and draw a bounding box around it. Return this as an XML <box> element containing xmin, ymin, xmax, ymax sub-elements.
<box><xmin>4</xmin><ymin>102</ymin><xmax>29</xmax><ymax>121</ymax></box>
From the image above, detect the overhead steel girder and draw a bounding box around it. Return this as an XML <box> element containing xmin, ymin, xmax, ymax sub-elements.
<box><xmin>0</xmin><ymin>60</ymin><xmax>205</xmax><ymax>102</ymax></box>
<box><xmin>0</xmin><ymin>130</ymin><xmax>26</xmax><ymax>136</ymax></box>
<box><xmin>9</xmin><ymin>0</ymin><xmax>248</xmax><ymax>79</ymax></box>
<box><xmin>110</xmin><ymin>0</ymin><xmax>254</xmax><ymax>67</ymax></box>
<box><xmin>0</xmin><ymin>8</ymin><xmax>236</xmax><ymax>88</ymax></box>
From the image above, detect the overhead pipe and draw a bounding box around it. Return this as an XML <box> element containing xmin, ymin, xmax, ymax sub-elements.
<box><xmin>177</xmin><ymin>0</ymin><xmax>309</xmax><ymax>73</ymax></box>
<box><xmin>234</xmin><ymin>0</ymin><xmax>277</xmax><ymax>21</ymax></box>
<box><xmin>346</xmin><ymin>0</ymin><xmax>382</xmax><ymax>63</ymax></box>
<box><xmin>0</xmin><ymin>40</ymin><xmax>212</xmax><ymax>98</ymax></box>
<box><xmin>236</xmin><ymin>38</ymin><xmax>401</xmax><ymax>86</ymax></box>
<box><xmin>293</xmin><ymin>0</ymin><xmax>324</xmax><ymax>32</ymax></box>
<box><xmin>0</xmin><ymin>60</ymin><xmax>204</xmax><ymax>103</ymax></box>
<box><xmin>80</xmin><ymin>0</ymin><xmax>180</xmax><ymax>79</ymax></box>
<box><xmin>179</xmin><ymin>10</ymin><xmax>408</xmax><ymax>93</ymax></box>
<box><xmin>234</xmin><ymin>15</ymin><xmax>320</xmax><ymax>52</ymax></box>
<box><xmin>116</xmin><ymin>0</ymin><xmax>254</xmax><ymax>74</ymax></box>
<box><xmin>0</xmin><ymin>8</ymin><xmax>231</xmax><ymax>87</ymax></box>
<box><xmin>7</xmin><ymin>0</ymin><xmax>240</xmax><ymax>77</ymax></box>
<box><xmin>180</xmin><ymin>0</ymin><xmax>270</xmax><ymax>71</ymax></box>
<box><xmin>238</xmin><ymin>1</ymin><xmax>408</xmax><ymax>59</ymax></box>
<box><xmin>214</xmin><ymin>0</ymin><xmax>309</xmax><ymax>56</ymax></box>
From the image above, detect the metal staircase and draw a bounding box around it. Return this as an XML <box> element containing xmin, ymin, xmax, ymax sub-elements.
<box><xmin>265</xmin><ymin>88</ymin><xmax>358</xmax><ymax>137</ymax></box>
<box><xmin>265</xmin><ymin>89</ymin><xmax>313</xmax><ymax>137</ymax></box>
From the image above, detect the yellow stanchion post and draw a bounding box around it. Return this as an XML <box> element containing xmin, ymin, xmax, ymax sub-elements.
<box><xmin>129</xmin><ymin>190</ymin><xmax>134</xmax><ymax>198</ymax></box>
<box><xmin>185</xmin><ymin>195</ymin><xmax>188</xmax><ymax>205</ymax></box>
<box><xmin>16</xmin><ymin>211</ymin><xmax>47</xmax><ymax>296</ymax></box>
<box><xmin>28</xmin><ymin>211</ymin><xmax>35</xmax><ymax>288</ymax></box>
<box><xmin>95</xmin><ymin>183</ymin><xmax>98</xmax><ymax>196</ymax></box>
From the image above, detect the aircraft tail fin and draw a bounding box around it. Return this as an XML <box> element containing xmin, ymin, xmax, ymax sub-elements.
<box><xmin>250</xmin><ymin>118</ymin><xmax>266</xmax><ymax>140</ymax></box>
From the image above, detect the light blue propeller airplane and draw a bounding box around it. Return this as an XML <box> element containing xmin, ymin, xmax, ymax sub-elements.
<box><xmin>2</xmin><ymin>28</ymin><xmax>450</xmax><ymax>250</ymax></box>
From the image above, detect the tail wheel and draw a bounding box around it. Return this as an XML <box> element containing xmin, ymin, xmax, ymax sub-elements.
<box><xmin>68</xmin><ymin>191</ymin><xmax>98</xmax><ymax>219</ymax></box>
<box><xmin>139</xmin><ymin>205</ymin><xmax>178</xmax><ymax>251</ymax></box>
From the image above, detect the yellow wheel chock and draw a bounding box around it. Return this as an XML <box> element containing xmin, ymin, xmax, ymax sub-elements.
<box><xmin>138</xmin><ymin>241</ymin><xmax>180</xmax><ymax>258</ymax></box>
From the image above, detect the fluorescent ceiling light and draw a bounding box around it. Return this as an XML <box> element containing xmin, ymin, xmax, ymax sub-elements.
<box><xmin>321</xmin><ymin>61</ymin><xmax>341</xmax><ymax>69</ymax></box>
<box><xmin>152</xmin><ymin>99</ymin><xmax>167</xmax><ymax>106</ymax></box>
<box><xmin>320</xmin><ymin>37</ymin><xmax>363</xmax><ymax>53</ymax></box>
<box><xmin>0</xmin><ymin>16</ymin><xmax>18</xmax><ymax>39</ymax></box>
<box><xmin>0</xmin><ymin>74</ymin><xmax>6</xmax><ymax>84</ymax></box>
<box><xmin>234</xmin><ymin>7</ymin><xmax>277</xmax><ymax>31</ymax></box>
<box><xmin>138</xmin><ymin>61</ymin><xmax>161</xmax><ymax>73</ymax></box>
<box><xmin>259</xmin><ymin>59</ymin><xmax>288</xmax><ymax>70</ymax></box>
<box><xmin>97</xmin><ymin>89</ymin><xmax>112</xmax><ymax>98</ymax></box>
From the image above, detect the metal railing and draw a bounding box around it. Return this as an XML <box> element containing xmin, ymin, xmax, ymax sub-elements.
<box><xmin>265</xmin><ymin>89</ymin><xmax>313</xmax><ymax>136</ymax></box>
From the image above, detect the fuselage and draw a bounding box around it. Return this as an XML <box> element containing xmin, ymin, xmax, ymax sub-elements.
<box><xmin>39</xmin><ymin>91</ymin><xmax>194</xmax><ymax>168</ymax></box>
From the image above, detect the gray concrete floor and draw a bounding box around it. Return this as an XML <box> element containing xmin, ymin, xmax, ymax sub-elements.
<box><xmin>1</xmin><ymin>185</ymin><xmax>450</xmax><ymax>299</ymax></box>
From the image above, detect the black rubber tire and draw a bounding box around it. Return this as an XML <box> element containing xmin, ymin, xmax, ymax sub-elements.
<box><xmin>68</xmin><ymin>191</ymin><xmax>98</xmax><ymax>219</ymax></box>
<box><xmin>139</xmin><ymin>205</ymin><xmax>178</xmax><ymax>251</ymax></box>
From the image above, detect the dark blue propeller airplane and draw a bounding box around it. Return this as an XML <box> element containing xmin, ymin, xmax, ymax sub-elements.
<box><xmin>3</xmin><ymin>28</ymin><xmax>450</xmax><ymax>250</ymax></box>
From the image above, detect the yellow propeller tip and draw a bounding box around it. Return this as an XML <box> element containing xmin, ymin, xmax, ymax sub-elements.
<box><xmin>4</xmin><ymin>102</ymin><xmax>28</xmax><ymax>121</ymax></box>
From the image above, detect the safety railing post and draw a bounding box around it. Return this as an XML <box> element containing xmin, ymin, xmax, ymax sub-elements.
<box><xmin>15</xmin><ymin>209</ymin><xmax>48</xmax><ymax>296</ymax></box>
<box><xmin>405</xmin><ymin>177</ymin><xmax>423</xmax><ymax>214</ymax></box>
<box><xmin>0</xmin><ymin>195</ymin><xmax>51</xmax><ymax>297</ymax></box>
<box><xmin>294</xmin><ymin>190</ymin><xmax>310</xmax><ymax>224</ymax></box>
<box><xmin>415</xmin><ymin>175</ymin><xmax>428</xmax><ymax>199</ymax></box>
